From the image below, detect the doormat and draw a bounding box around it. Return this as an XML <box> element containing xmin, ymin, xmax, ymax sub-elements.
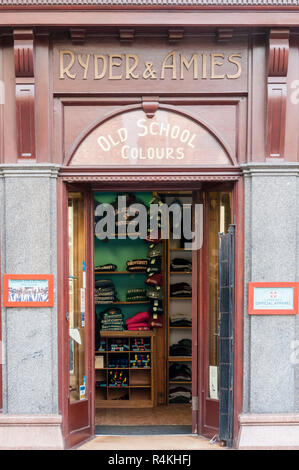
<box><xmin>95</xmin><ymin>425</ymin><xmax>192</xmax><ymax>435</ymax></box>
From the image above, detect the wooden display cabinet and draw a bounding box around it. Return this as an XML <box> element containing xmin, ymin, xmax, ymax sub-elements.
<box><xmin>95</xmin><ymin>331</ymin><xmax>156</xmax><ymax>408</ymax></box>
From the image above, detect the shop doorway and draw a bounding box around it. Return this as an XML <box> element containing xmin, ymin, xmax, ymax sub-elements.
<box><xmin>64</xmin><ymin>184</ymin><xmax>234</xmax><ymax>447</ymax></box>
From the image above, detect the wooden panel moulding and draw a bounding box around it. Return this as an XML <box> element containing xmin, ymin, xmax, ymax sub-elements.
<box><xmin>266</xmin><ymin>28</ymin><xmax>289</xmax><ymax>159</ymax></box>
<box><xmin>14</xmin><ymin>29</ymin><xmax>35</xmax><ymax>159</ymax></box>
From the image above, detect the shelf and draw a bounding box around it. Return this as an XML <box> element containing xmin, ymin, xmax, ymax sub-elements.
<box><xmin>100</xmin><ymin>331</ymin><xmax>154</xmax><ymax>338</ymax></box>
<box><xmin>170</xmin><ymin>271</ymin><xmax>192</xmax><ymax>274</ymax></box>
<box><xmin>95</xmin><ymin>271</ymin><xmax>147</xmax><ymax>275</ymax></box>
<box><xmin>170</xmin><ymin>297</ymin><xmax>192</xmax><ymax>301</ymax></box>
<box><xmin>168</xmin><ymin>357</ymin><xmax>192</xmax><ymax>362</ymax></box>
<box><xmin>169</xmin><ymin>326</ymin><xmax>192</xmax><ymax>329</ymax></box>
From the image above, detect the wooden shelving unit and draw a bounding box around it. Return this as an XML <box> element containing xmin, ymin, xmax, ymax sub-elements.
<box><xmin>95</xmin><ymin>331</ymin><xmax>156</xmax><ymax>408</ymax></box>
<box><xmin>166</xmin><ymin>194</ymin><xmax>193</xmax><ymax>406</ymax></box>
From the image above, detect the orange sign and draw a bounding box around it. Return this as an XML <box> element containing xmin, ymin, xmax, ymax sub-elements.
<box><xmin>70</xmin><ymin>109</ymin><xmax>231</xmax><ymax>166</ymax></box>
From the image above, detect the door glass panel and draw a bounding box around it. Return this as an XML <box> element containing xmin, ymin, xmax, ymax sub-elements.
<box><xmin>68</xmin><ymin>192</ymin><xmax>86</xmax><ymax>402</ymax></box>
<box><xmin>208</xmin><ymin>192</ymin><xmax>231</xmax><ymax>399</ymax></box>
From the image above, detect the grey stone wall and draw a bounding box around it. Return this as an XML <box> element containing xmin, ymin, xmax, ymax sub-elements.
<box><xmin>242</xmin><ymin>163</ymin><xmax>299</xmax><ymax>414</ymax></box>
<box><xmin>0</xmin><ymin>164</ymin><xmax>59</xmax><ymax>414</ymax></box>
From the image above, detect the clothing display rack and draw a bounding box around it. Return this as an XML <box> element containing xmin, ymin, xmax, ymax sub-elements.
<box><xmin>165</xmin><ymin>194</ymin><xmax>193</xmax><ymax>405</ymax></box>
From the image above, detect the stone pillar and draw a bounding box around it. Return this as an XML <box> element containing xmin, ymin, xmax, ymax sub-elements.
<box><xmin>238</xmin><ymin>163</ymin><xmax>299</xmax><ymax>450</ymax></box>
<box><xmin>0</xmin><ymin>164</ymin><xmax>64</xmax><ymax>449</ymax></box>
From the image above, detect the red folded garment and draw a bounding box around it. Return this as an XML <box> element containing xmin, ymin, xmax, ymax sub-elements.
<box><xmin>126</xmin><ymin>311</ymin><xmax>150</xmax><ymax>326</ymax></box>
<box><xmin>127</xmin><ymin>322</ymin><xmax>149</xmax><ymax>329</ymax></box>
<box><xmin>145</xmin><ymin>273</ymin><xmax>163</xmax><ymax>287</ymax></box>
<box><xmin>149</xmin><ymin>315</ymin><xmax>163</xmax><ymax>329</ymax></box>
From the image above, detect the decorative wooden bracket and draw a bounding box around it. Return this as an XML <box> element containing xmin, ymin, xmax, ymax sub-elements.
<box><xmin>266</xmin><ymin>28</ymin><xmax>289</xmax><ymax>159</ymax></box>
<box><xmin>142</xmin><ymin>96</ymin><xmax>159</xmax><ymax>118</ymax></box>
<box><xmin>70</xmin><ymin>28</ymin><xmax>86</xmax><ymax>44</ymax></box>
<box><xmin>14</xmin><ymin>29</ymin><xmax>35</xmax><ymax>159</ymax></box>
<box><xmin>168</xmin><ymin>29</ymin><xmax>184</xmax><ymax>44</ymax></box>
<box><xmin>119</xmin><ymin>29</ymin><xmax>135</xmax><ymax>43</ymax></box>
<box><xmin>217</xmin><ymin>28</ymin><xmax>233</xmax><ymax>41</ymax></box>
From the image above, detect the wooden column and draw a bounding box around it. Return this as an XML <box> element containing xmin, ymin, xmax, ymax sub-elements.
<box><xmin>266</xmin><ymin>28</ymin><xmax>289</xmax><ymax>159</ymax></box>
<box><xmin>14</xmin><ymin>29</ymin><xmax>35</xmax><ymax>159</ymax></box>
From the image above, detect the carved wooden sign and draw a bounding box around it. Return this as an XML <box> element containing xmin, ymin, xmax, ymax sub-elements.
<box><xmin>69</xmin><ymin>109</ymin><xmax>232</xmax><ymax>166</ymax></box>
<box><xmin>53</xmin><ymin>37</ymin><xmax>248</xmax><ymax>93</ymax></box>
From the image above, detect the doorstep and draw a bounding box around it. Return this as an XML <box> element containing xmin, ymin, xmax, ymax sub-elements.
<box><xmin>77</xmin><ymin>435</ymin><xmax>226</xmax><ymax>450</ymax></box>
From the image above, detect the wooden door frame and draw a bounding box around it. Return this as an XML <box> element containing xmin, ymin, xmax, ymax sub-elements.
<box><xmin>57</xmin><ymin>173</ymin><xmax>244</xmax><ymax>448</ymax></box>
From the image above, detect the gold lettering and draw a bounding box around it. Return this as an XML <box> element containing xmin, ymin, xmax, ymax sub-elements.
<box><xmin>59</xmin><ymin>50</ymin><xmax>76</xmax><ymax>79</ymax></box>
<box><xmin>211</xmin><ymin>53</ymin><xmax>225</xmax><ymax>79</ymax></box>
<box><xmin>180</xmin><ymin>54</ymin><xmax>198</xmax><ymax>80</ymax></box>
<box><xmin>94</xmin><ymin>55</ymin><xmax>107</xmax><ymax>80</ymax></box>
<box><xmin>202</xmin><ymin>53</ymin><xmax>207</xmax><ymax>79</ymax></box>
<box><xmin>78</xmin><ymin>53</ymin><xmax>90</xmax><ymax>80</ymax></box>
<box><xmin>109</xmin><ymin>54</ymin><xmax>123</xmax><ymax>80</ymax></box>
<box><xmin>161</xmin><ymin>51</ymin><xmax>177</xmax><ymax>80</ymax></box>
<box><xmin>227</xmin><ymin>53</ymin><xmax>242</xmax><ymax>79</ymax></box>
<box><xmin>125</xmin><ymin>54</ymin><xmax>139</xmax><ymax>79</ymax></box>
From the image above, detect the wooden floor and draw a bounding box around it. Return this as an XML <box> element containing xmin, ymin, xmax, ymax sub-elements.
<box><xmin>96</xmin><ymin>405</ymin><xmax>192</xmax><ymax>426</ymax></box>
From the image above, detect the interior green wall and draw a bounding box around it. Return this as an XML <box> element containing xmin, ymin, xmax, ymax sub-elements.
<box><xmin>94</xmin><ymin>192</ymin><xmax>153</xmax><ymax>324</ymax></box>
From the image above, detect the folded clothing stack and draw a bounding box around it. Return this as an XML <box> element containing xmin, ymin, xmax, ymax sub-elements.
<box><xmin>148</xmin><ymin>315</ymin><xmax>163</xmax><ymax>329</ymax></box>
<box><xmin>95</xmin><ymin>279</ymin><xmax>118</xmax><ymax>304</ymax></box>
<box><xmin>170</xmin><ymin>282</ymin><xmax>192</xmax><ymax>297</ymax></box>
<box><xmin>170</xmin><ymin>338</ymin><xmax>192</xmax><ymax>357</ymax></box>
<box><xmin>170</xmin><ymin>312</ymin><xmax>192</xmax><ymax>327</ymax></box>
<box><xmin>170</xmin><ymin>258</ymin><xmax>192</xmax><ymax>272</ymax></box>
<box><xmin>126</xmin><ymin>311</ymin><xmax>150</xmax><ymax>331</ymax></box>
<box><xmin>169</xmin><ymin>363</ymin><xmax>192</xmax><ymax>382</ymax></box>
<box><xmin>95</xmin><ymin>263</ymin><xmax>117</xmax><ymax>272</ymax></box>
<box><xmin>100</xmin><ymin>307</ymin><xmax>124</xmax><ymax>331</ymax></box>
<box><xmin>145</xmin><ymin>273</ymin><xmax>163</xmax><ymax>287</ymax></box>
<box><xmin>108</xmin><ymin>357</ymin><xmax>129</xmax><ymax>368</ymax></box>
<box><xmin>169</xmin><ymin>386</ymin><xmax>192</xmax><ymax>404</ymax></box>
<box><xmin>126</xmin><ymin>288</ymin><xmax>148</xmax><ymax>302</ymax></box>
<box><xmin>109</xmin><ymin>338</ymin><xmax>129</xmax><ymax>351</ymax></box>
<box><xmin>131</xmin><ymin>338</ymin><xmax>151</xmax><ymax>351</ymax></box>
<box><xmin>126</xmin><ymin>259</ymin><xmax>149</xmax><ymax>272</ymax></box>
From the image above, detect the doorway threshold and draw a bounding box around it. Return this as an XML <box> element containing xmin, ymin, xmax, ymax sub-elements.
<box><xmin>95</xmin><ymin>425</ymin><xmax>193</xmax><ymax>435</ymax></box>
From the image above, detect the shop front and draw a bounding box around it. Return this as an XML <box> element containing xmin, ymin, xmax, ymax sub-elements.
<box><xmin>1</xmin><ymin>1</ymin><xmax>299</xmax><ymax>450</ymax></box>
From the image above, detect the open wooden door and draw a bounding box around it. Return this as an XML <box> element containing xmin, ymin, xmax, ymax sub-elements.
<box><xmin>200</xmin><ymin>190</ymin><xmax>232</xmax><ymax>438</ymax></box>
<box><xmin>65</xmin><ymin>191</ymin><xmax>93</xmax><ymax>448</ymax></box>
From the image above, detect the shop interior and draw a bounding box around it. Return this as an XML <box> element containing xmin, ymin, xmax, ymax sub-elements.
<box><xmin>68</xmin><ymin>188</ymin><xmax>231</xmax><ymax>433</ymax></box>
<box><xmin>94</xmin><ymin>191</ymin><xmax>193</xmax><ymax>430</ymax></box>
